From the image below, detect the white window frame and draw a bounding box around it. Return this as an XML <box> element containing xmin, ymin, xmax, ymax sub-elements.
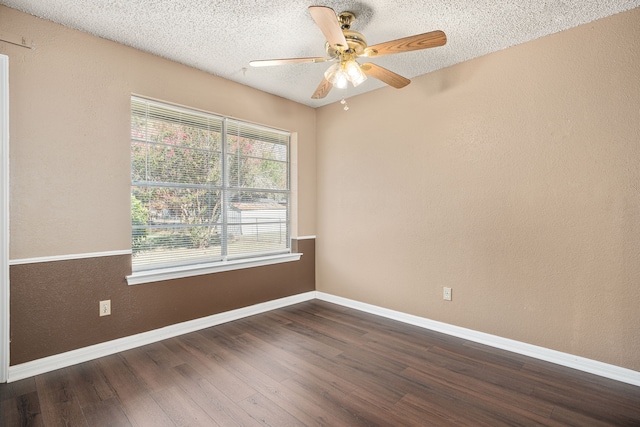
<box><xmin>126</xmin><ymin>97</ymin><xmax>300</xmax><ymax>286</ymax></box>
<box><xmin>1</xmin><ymin>54</ymin><xmax>9</xmax><ymax>382</ymax></box>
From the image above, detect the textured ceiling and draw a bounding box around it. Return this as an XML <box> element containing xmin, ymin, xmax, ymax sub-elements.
<box><xmin>2</xmin><ymin>0</ymin><xmax>639</xmax><ymax>107</ymax></box>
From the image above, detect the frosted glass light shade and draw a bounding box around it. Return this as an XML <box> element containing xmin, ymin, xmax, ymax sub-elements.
<box><xmin>345</xmin><ymin>60</ymin><xmax>367</xmax><ymax>87</ymax></box>
<box><xmin>324</xmin><ymin>60</ymin><xmax>367</xmax><ymax>89</ymax></box>
<box><xmin>324</xmin><ymin>63</ymin><xmax>348</xmax><ymax>89</ymax></box>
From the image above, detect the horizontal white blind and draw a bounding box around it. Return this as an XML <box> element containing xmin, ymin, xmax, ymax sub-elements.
<box><xmin>131</xmin><ymin>96</ymin><xmax>290</xmax><ymax>271</ymax></box>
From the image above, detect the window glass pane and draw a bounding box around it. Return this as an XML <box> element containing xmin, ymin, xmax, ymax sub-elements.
<box><xmin>227</xmin><ymin>130</ymin><xmax>288</xmax><ymax>190</ymax></box>
<box><xmin>228</xmin><ymin>138</ymin><xmax>288</xmax><ymax>161</ymax></box>
<box><xmin>228</xmin><ymin>154</ymin><xmax>287</xmax><ymax>190</ymax></box>
<box><xmin>131</xmin><ymin>96</ymin><xmax>290</xmax><ymax>271</ymax></box>
<box><xmin>143</xmin><ymin>143</ymin><xmax>221</xmax><ymax>186</ymax></box>
<box><xmin>132</xmin><ymin>187</ymin><xmax>222</xmax><ymax>258</ymax></box>
<box><xmin>132</xmin><ymin>225</ymin><xmax>223</xmax><ymax>269</ymax></box>
<box><xmin>227</xmin><ymin>191</ymin><xmax>289</xmax><ymax>257</ymax></box>
<box><xmin>139</xmin><ymin>187</ymin><xmax>222</xmax><ymax>226</ymax></box>
<box><xmin>226</xmin><ymin>120</ymin><xmax>289</xmax><ymax>146</ymax></box>
<box><xmin>131</xmin><ymin>140</ymin><xmax>147</xmax><ymax>182</ymax></box>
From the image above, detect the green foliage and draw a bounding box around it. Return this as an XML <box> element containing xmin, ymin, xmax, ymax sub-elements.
<box><xmin>131</xmin><ymin>194</ymin><xmax>149</xmax><ymax>253</ymax></box>
<box><xmin>132</xmin><ymin>117</ymin><xmax>223</xmax><ymax>251</ymax></box>
<box><xmin>131</xmin><ymin>109</ymin><xmax>288</xmax><ymax>260</ymax></box>
<box><xmin>228</xmin><ymin>137</ymin><xmax>287</xmax><ymax>190</ymax></box>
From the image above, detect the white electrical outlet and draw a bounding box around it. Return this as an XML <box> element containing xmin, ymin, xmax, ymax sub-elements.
<box><xmin>100</xmin><ymin>300</ymin><xmax>111</xmax><ymax>316</ymax></box>
<box><xmin>443</xmin><ymin>287</ymin><xmax>452</xmax><ymax>301</ymax></box>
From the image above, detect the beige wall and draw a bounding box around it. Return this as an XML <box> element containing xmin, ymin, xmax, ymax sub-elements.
<box><xmin>1</xmin><ymin>6</ymin><xmax>316</xmax><ymax>364</ymax></box>
<box><xmin>2</xmin><ymin>5</ymin><xmax>639</xmax><ymax>372</ymax></box>
<box><xmin>1</xmin><ymin>5</ymin><xmax>316</xmax><ymax>260</ymax></box>
<box><xmin>316</xmin><ymin>8</ymin><xmax>640</xmax><ymax>371</ymax></box>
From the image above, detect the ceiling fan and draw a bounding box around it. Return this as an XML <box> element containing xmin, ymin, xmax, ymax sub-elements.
<box><xmin>249</xmin><ymin>6</ymin><xmax>447</xmax><ymax>99</ymax></box>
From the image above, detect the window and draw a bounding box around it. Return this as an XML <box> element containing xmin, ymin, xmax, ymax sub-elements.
<box><xmin>130</xmin><ymin>96</ymin><xmax>292</xmax><ymax>277</ymax></box>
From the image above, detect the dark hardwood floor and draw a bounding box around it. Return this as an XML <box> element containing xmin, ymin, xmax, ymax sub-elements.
<box><xmin>2</xmin><ymin>300</ymin><xmax>639</xmax><ymax>426</ymax></box>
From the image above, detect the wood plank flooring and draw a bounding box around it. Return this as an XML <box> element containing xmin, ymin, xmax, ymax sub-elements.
<box><xmin>2</xmin><ymin>300</ymin><xmax>639</xmax><ymax>426</ymax></box>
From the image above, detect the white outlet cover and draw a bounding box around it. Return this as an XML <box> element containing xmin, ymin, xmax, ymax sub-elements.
<box><xmin>443</xmin><ymin>287</ymin><xmax>452</xmax><ymax>301</ymax></box>
<box><xmin>100</xmin><ymin>300</ymin><xmax>111</xmax><ymax>316</ymax></box>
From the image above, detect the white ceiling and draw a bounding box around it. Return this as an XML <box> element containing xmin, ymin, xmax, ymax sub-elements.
<box><xmin>2</xmin><ymin>0</ymin><xmax>639</xmax><ymax>107</ymax></box>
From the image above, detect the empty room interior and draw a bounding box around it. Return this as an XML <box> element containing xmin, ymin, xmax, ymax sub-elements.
<box><xmin>1</xmin><ymin>1</ymin><xmax>639</xmax><ymax>425</ymax></box>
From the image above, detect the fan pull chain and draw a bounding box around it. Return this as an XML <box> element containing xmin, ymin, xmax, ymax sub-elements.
<box><xmin>340</xmin><ymin>98</ymin><xmax>349</xmax><ymax>111</ymax></box>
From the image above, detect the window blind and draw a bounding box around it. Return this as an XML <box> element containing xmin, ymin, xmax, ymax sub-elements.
<box><xmin>131</xmin><ymin>96</ymin><xmax>290</xmax><ymax>271</ymax></box>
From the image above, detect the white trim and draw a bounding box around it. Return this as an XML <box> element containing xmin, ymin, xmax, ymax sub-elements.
<box><xmin>7</xmin><ymin>291</ymin><xmax>316</xmax><ymax>382</ymax></box>
<box><xmin>7</xmin><ymin>290</ymin><xmax>639</xmax><ymax>387</ymax></box>
<box><xmin>127</xmin><ymin>252</ymin><xmax>302</xmax><ymax>285</ymax></box>
<box><xmin>316</xmin><ymin>292</ymin><xmax>640</xmax><ymax>387</ymax></box>
<box><xmin>0</xmin><ymin>54</ymin><xmax>9</xmax><ymax>383</ymax></box>
<box><xmin>294</xmin><ymin>235</ymin><xmax>316</xmax><ymax>240</ymax></box>
<box><xmin>9</xmin><ymin>249</ymin><xmax>132</xmax><ymax>265</ymax></box>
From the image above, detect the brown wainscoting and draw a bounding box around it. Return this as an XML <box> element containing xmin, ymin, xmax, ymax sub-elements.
<box><xmin>9</xmin><ymin>238</ymin><xmax>315</xmax><ymax>365</ymax></box>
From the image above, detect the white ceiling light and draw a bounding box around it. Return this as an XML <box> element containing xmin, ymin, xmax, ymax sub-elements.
<box><xmin>324</xmin><ymin>58</ymin><xmax>367</xmax><ymax>89</ymax></box>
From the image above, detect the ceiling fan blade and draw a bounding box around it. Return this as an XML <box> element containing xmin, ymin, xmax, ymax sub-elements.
<box><xmin>309</xmin><ymin>6</ymin><xmax>348</xmax><ymax>50</ymax></box>
<box><xmin>364</xmin><ymin>30</ymin><xmax>446</xmax><ymax>57</ymax></box>
<box><xmin>311</xmin><ymin>77</ymin><xmax>333</xmax><ymax>99</ymax></box>
<box><xmin>250</xmin><ymin>57</ymin><xmax>327</xmax><ymax>67</ymax></box>
<box><xmin>360</xmin><ymin>63</ymin><xmax>410</xmax><ymax>88</ymax></box>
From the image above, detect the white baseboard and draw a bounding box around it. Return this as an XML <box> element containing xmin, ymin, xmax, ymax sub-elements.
<box><xmin>8</xmin><ymin>290</ymin><xmax>639</xmax><ymax>387</ymax></box>
<box><xmin>316</xmin><ymin>292</ymin><xmax>640</xmax><ymax>387</ymax></box>
<box><xmin>7</xmin><ymin>291</ymin><xmax>316</xmax><ymax>382</ymax></box>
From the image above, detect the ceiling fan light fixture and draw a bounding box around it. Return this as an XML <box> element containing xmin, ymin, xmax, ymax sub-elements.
<box><xmin>324</xmin><ymin>59</ymin><xmax>366</xmax><ymax>90</ymax></box>
<box><xmin>345</xmin><ymin>60</ymin><xmax>367</xmax><ymax>87</ymax></box>
<box><xmin>324</xmin><ymin>63</ymin><xmax>349</xmax><ymax>89</ymax></box>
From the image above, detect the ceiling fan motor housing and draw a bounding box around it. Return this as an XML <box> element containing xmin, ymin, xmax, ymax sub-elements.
<box><xmin>325</xmin><ymin>11</ymin><xmax>367</xmax><ymax>58</ymax></box>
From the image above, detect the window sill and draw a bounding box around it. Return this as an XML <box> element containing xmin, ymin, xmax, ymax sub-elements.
<box><xmin>126</xmin><ymin>252</ymin><xmax>302</xmax><ymax>286</ymax></box>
